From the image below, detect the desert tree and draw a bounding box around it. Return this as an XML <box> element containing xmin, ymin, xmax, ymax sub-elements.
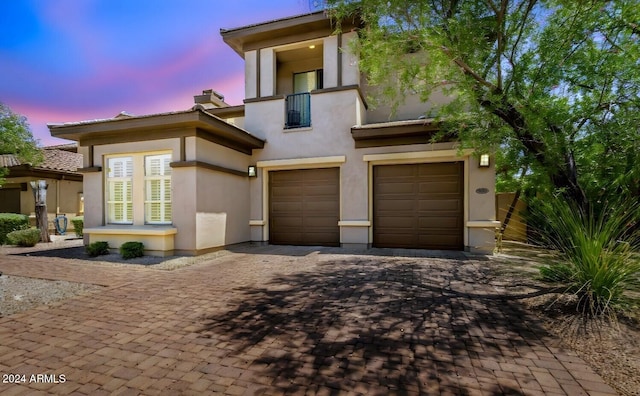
<box><xmin>328</xmin><ymin>0</ymin><xmax>640</xmax><ymax>208</ymax></box>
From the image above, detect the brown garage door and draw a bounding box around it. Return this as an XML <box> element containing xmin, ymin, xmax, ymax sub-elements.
<box><xmin>269</xmin><ymin>168</ymin><xmax>340</xmax><ymax>246</ymax></box>
<box><xmin>373</xmin><ymin>162</ymin><xmax>464</xmax><ymax>250</ymax></box>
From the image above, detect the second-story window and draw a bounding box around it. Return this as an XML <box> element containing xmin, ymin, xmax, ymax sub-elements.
<box><xmin>287</xmin><ymin>69</ymin><xmax>323</xmax><ymax>129</ymax></box>
<box><xmin>293</xmin><ymin>69</ymin><xmax>323</xmax><ymax>93</ymax></box>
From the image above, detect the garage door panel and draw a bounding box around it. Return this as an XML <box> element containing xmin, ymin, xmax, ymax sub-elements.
<box><xmin>375</xmin><ymin>164</ymin><xmax>416</xmax><ymax>177</ymax></box>
<box><xmin>417</xmin><ymin>199</ymin><xmax>460</xmax><ymax>211</ymax></box>
<box><xmin>272</xmin><ymin>216</ymin><xmax>303</xmax><ymax>227</ymax></box>
<box><xmin>299</xmin><ymin>168</ymin><xmax>336</xmax><ymax>180</ymax></box>
<box><xmin>270</xmin><ymin>168</ymin><xmax>340</xmax><ymax>247</ymax></box>
<box><xmin>272</xmin><ymin>185</ymin><xmax>303</xmax><ymax>196</ymax></box>
<box><xmin>271</xmin><ymin>171</ymin><xmax>305</xmax><ymax>182</ymax></box>
<box><xmin>376</xmin><ymin>182</ymin><xmax>417</xmax><ymax>195</ymax></box>
<box><xmin>304</xmin><ymin>230</ymin><xmax>339</xmax><ymax>238</ymax></box>
<box><xmin>303</xmin><ymin>202</ymin><xmax>339</xmax><ymax>214</ymax></box>
<box><xmin>417</xmin><ymin>234</ymin><xmax>460</xmax><ymax>248</ymax></box>
<box><xmin>375</xmin><ymin>234</ymin><xmax>417</xmax><ymax>247</ymax></box>
<box><xmin>271</xmin><ymin>232</ymin><xmax>302</xmax><ymax>244</ymax></box>
<box><xmin>374</xmin><ymin>162</ymin><xmax>463</xmax><ymax>250</ymax></box>
<box><xmin>418</xmin><ymin>217</ymin><xmax>460</xmax><ymax>229</ymax></box>
<box><xmin>271</xmin><ymin>202</ymin><xmax>303</xmax><ymax>213</ymax></box>
<box><xmin>418</xmin><ymin>163</ymin><xmax>459</xmax><ymax>176</ymax></box>
<box><xmin>376</xmin><ymin>199</ymin><xmax>416</xmax><ymax>211</ymax></box>
<box><xmin>303</xmin><ymin>184</ymin><xmax>338</xmax><ymax>196</ymax></box>
<box><xmin>376</xmin><ymin>216</ymin><xmax>415</xmax><ymax>228</ymax></box>
<box><xmin>418</xmin><ymin>181</ymin><xmax>462</xmax><ymax>194</ymax></box>
<box><xmin>304</xmin><ymin>216</ymin><xmax>338</xmax><ymax>228</ymax></box>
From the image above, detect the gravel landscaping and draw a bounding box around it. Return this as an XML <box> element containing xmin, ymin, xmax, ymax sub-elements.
<box><xmin>0</xmin><ymin>274</ymin><xmax>102</xmax><ymax>317</ymax></box>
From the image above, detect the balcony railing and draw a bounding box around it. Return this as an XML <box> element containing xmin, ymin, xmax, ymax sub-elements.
<box><xmin>285</xmin><ymin>92</ymin><xmax>311</xmax><ymax>129</ymax></box>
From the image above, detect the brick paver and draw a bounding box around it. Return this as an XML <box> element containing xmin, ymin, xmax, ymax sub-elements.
<box><xmin>0</xmin><ymin>245</ymin><xmax>618</xmax><ymax>395</ymax></box>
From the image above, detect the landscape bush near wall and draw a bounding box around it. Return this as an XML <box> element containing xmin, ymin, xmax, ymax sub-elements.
<box><xmin>6</xmin><ymin>228</ymin><xmax>41</xmax><ymax>247</ymax></box>
<box><xmin>0</xmin><ymin>213</ymin><xmax>29</xmax><ymax>244</ymax></box>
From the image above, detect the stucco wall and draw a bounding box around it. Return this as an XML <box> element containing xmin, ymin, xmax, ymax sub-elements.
<box><xmin>195</xmin><ymin>169</ymin><xmax>251</xmax><ymax>250</ymax></box>
<box><xmin>323</xmin><ymin>35</ymin><xmax>338</xmax><ymax>88</ymax></box>
<box><xmin>260</xmin><ymin>48</ymin><xmax>276</xmax><ymax>97</ymax></box>
<box><xmin>82</xmin><ymin>171</ymin><xmax>103</xmax><ymax>243</ymax></box>
<box><xmin>183</xmin><ymin>137</ymin><xmax>253</xmax><ymax>252</ymax></box>
<box><xmin>171</xmin><ymin>166</ymin><xmax>196</xmax><ymax>252</ymax></box>
<box><xmin>245</xmin><ymin>50</ymin><xmax>258</xmax><ymax>99</ymax></box>
<box><xmin>467</xmin><ymin>156</ymin><xmax>498</xmax><ymax>252</ymax></box>
<box><xmin>14</xmin><ymin>178</ymin><xmax>82</xmax><ymax>217</ymax></box>
<box><xmin>363</xmin><ymin>85</ymin><xmax>453</xmax><ymax>124</ymax></box>
<box><xmin>195</xmin><ymin>138</ymin><xmax>251</xmax><ymax>171</ymax></box>
<box><xmin>340</xmin><ymin>31</ymin><xmax>360</xmax><ymax>86</ymax></box>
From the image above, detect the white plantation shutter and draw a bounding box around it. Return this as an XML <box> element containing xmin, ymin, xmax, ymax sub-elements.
<box><xmin>106</xmin><ymin>157</ymin><xmax>133</xmax><ymax>224</ymax></box>
<box><xmin>145</xmin><ymin>154</ymin><xmax>172</xmax><ymax>224</ymax></box>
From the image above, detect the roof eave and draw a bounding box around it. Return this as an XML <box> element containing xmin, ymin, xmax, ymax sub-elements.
<box><xmin>48</xmin><ymin>109</ymin><xmax>264</xmax><ymax>154</ymax></box>
<box><xmin>351</xmin><ymin>119</ymin><xmax>456</xmax><ymax>149</ymax></box>
<box><xmin>221</xmin><ymin>11</ymin><xmax>362</xmax><ymax>57</ymax></box>
<box><xmin>6</xmin><ymin>165</ymin><xmax>82</xmax><ymax>181</ymax></box>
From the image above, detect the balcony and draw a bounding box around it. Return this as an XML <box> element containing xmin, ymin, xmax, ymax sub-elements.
<box><xmin>285</xmin><ymin>92</ymin><xmax>311</xmax><ymax>129</ymax></box>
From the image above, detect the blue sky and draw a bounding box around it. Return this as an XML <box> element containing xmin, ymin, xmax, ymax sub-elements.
<box><xmin>0</xmin><ymin>0</ymin><xmax>315</xmax><ymax>146</ymax></box>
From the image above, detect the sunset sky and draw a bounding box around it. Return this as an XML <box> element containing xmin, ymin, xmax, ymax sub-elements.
<box><xmin>1</xmin><ymin>0</ymin><xmax>316</xmax><ymax>146</ymax></box>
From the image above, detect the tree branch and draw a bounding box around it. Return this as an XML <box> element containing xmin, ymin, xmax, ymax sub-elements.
<box><xmin>441</xmin><ymin>46</ymin><xmax>499</xmax><ymax>91</ymax></box>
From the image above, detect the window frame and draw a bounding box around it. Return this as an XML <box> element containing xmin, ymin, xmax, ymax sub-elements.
<box><xmin>144</xmin><ymin>153</ymin><xmax>172</xmax><ymax>225</ymax></box>
<box><xmin>103</xmin><ymin>151</ymin><xmax>173</xmax><ymax>226</ymax></box>
<box><xmin>105</xmin><ymin>156</ymin><xmax>134</xmax><ymax>225</ymax></box>
<box><xmin>293</xmin><ymin>69</ymin><xmax>323</xmax><ymax>93</ymax></box>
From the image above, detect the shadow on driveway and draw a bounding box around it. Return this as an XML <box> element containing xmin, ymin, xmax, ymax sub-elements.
<box><xmin>197</xmin><ymin>255</ymin><xmax>553</xmax><ymax>395</ymax></box>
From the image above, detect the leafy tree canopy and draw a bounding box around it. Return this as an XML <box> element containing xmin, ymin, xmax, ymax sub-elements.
<box><xmin>328</xmin><ymin>0</ymin><xmax>640</xmax><ymax>205</ymax></box>
<box><xmin>0</xmin><ymin>103</ymin><xmax>43</xmax><ymax>184</ymax></box>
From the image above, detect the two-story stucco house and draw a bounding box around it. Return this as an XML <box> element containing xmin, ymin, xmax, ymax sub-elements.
<box><xmin>48</xmin><ymin>11</ymin><xmax>499</xmax><ymax>256</ymax></box>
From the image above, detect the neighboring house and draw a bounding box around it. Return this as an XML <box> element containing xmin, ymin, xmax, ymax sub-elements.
<box><xmin>0</xmin><ymin>144</ymin><xmax>83</xmax><ymax>234</ymax></box>
<box><xmin>48</xmin><ymin>11</ymin><xmax>499</xmax><ymax>256</ymax></box>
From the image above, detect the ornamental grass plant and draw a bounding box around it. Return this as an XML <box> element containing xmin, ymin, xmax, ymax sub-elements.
<box><xmin>531</xmin><ymin>195</ymin><xmax>640</xmax><ymax>321</ymax></box>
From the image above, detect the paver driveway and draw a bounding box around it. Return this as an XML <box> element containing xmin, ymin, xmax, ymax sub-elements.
<box><xmin>0</xmin><ymin>245</ymin><xmax>616</xmax><ymax>395</ymax></box>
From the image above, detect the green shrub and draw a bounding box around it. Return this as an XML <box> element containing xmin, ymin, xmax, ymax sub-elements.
<box><xmin>0</xmin><ymin>213</ymin><xmax>29</xmax><ymax>244</ymax></box>
<box><xmin>532</xmin><ymin>195</ymin><xmax>640</xmax><ymax>318</ymax></box>
<box><xmin>539</xmin><ymin>263</ymin><xmax>575</xmax><ymax>284</ymax></box>
<box><xmin>6</xmin><ymin>228</ymin><xmax>41</xmax><ymax>247</ymax></box>
<box><xmin>71</xmin><ymin>216</ymin><xmax>83</xmax><ymax>237</ymax></box>
<box><xmin>86</xmin><ymin>241</ymin><xmax>110</xmax><ymax>257</ymax></box>
<box><xmin>120</xmin><ymin>241</ymin><xmax>144</xmax><ymax>260</ymax></box>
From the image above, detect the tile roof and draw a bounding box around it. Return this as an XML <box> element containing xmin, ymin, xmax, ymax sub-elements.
<box><xmin>43</xmin><ymin>143</ymin><xmax>78</xmax><ymax>152</ymax></box>
<box><xmin>0</xmin><ymin>155</ymin><xmax>22</xmax><ymax>168</ymax></box>
<box><xmin>39</xmin><ymin>149</ymin><xmax>83</xmax><ymax>172</ymax></box>
<box><xmin>0</xmin><ymin>147</ymin><xmax>82</xmax><ymax>174</ymax></box>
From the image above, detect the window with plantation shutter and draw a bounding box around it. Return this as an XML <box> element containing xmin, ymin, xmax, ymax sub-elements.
<box><xmin>106</xmin><ymin>157</ymin><xmax>133</xmax><ymax>224</ymax></box>
<box><xmin>144</xmin><ymin>154</ymin><xmax>172</xmax><ymax>224</ymax></box>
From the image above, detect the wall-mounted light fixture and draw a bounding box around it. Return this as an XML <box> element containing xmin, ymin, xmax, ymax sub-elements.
<box><xmin>248</xmin><ymin>165</ymin><xmax>257</xmax><ymax>177</ymax></box>
<box><xmin>479</xmin><ymin>154</ymin><xmax>490</xmax><ymax>168</ymax></box>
